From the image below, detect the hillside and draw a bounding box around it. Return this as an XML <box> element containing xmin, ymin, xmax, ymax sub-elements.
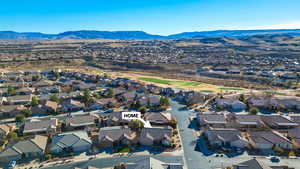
<box><xmin>0</xmin><ymin>29</ymin><xmax>300</xmax><ymax>40</ymax></box>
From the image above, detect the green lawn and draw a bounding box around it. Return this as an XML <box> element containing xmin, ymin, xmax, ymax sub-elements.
<box><xmin>200</xmin><ymin>90</ymin><xmax>214</xmax><ymax>93</ymax></box>
<box><xmin>219</xmin><ymin>87</ymin><xmax>244</xmax><ymax>91</ymax></box>
<box><xmin>275</xmin><ymin>92</ymin><xmax>288</xmax><ymax>96</ymax></box>
<box><xmin>118</xmin><ymin>147</ymin><xmax>132</xmax><ymax>153</ymax></box>
<box><xmin>138</xmin><ymin>77</ymin><xmax>201</xmax><ymax>86</ymax></box>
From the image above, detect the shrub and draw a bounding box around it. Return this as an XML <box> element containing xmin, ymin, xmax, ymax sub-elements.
<box><xmin>249</xmin><ymin>107</ymin><xmax>259</xmax><ymax>115</ymax></box>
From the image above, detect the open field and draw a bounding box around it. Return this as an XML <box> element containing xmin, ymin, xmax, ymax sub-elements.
<box><xmin>108</xmin><ymin>71</ymin><xmax>248</xmax><ymax>93</ymax></box>
<box><xmin>137</xmin><ymin>77</ymin><xmax>201</xmax><ymax>87</ymax></box>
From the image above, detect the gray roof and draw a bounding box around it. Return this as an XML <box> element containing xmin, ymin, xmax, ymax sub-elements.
<box><xmin>249</xmin><ymin>131</ymin><xmax>292</xmax><ymax>145</ymax></box>
<box><xmin>205</xmin><ymin>128</ymin><xmax>244</xmax><ymax>143</ymax></box>
<box><xmin>98</xmin><ymin>126</ymin><xmax>134</xmax><ymax>142</ymax></box>
<box><xmin>262</xmin><ymin>115</ymin><xmax>298</xmax><ymax>127</ymax></box>
<box><xmin>23</xmin><ymin>119</ymin><xmax>57</xmax><ymax>133</ymax></box>
<box><xmin>290</xmin><ymin>116</ymin><xmax>300</xmax><ymax>124</ymax></box>
<box><xmin>234</xmin><ymin>115</ymin><xmax>263</xmax><ymax>125</ymax></box>
<box><xmin>198</xmin><ymin>113</ymin><xmax>227</xmax><ymax>124</ymax></box>
<box><xmin>0</xmin><ymin>147</ymin><xmax>21</xmax><ymax>159</ymax></box>
<box><xmin>66</xmin><ymin>115</ymin><xmax>96</xmax><ymax>127</ymax></box>
<box><xmin>117</xmin><ymin>157</ymin><xmax>183</xmax><ymax>169</ymax></box>
<box><xmin>140</xmin><ymin>126</ymin><xmax>172</xmax><ymax>141</ymax></box>
<box><xmin>233</xmin><ymin>159</ymin><xmax>272</xmax><ymax>169</ymax></box>
<box><xmin>51</xmin><ymin>131</ymin><xmax>92</xmax><ymax>150</ymax></box>
<box><xmin>0</xmin><ymin>135</ymin><xmax>47</xmax><ymax>158</ymax></box>
<box><xmin>6</xmin><ymin>94</ymin><xmax>32</xmax><ymax>102</ymax></box>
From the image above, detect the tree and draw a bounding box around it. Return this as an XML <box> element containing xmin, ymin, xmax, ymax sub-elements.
<box><xmin>239</xmin><ymin>94</ymin><xmax>246</xmax><ymax>103</ymax></box>
<box><xmin>54</xmin><ymin>72</ymin><xmax>60</xmax><ymax>80</ymax></box>
<box><xmin>106</xmin><ymin>88</ymin><xmax>114</xmax><ymax>98</ymax></box>
<box><xmin>45</xmin><ymin>154</ymin><xmax>52</xmax><ymax>160</ymax></box>
<box><xmin>289</xmin><ymin>151</ymin><xmax>296</xmax><ymax>157</ymax></box>
<box><xmin>16</xmin><ymin>114</ymin><xmax>25</xmax><ymax>123</ymax></box>
<box><xmin>83</xmin><ymin>89</ymin><xmax>93</xmax><ymax>105</ymax></box>
<box><xmin>139</xmin><ymin>106</ymin><xmax>147</xmax><ymax>114</ymax></box>
<box><xmin>160</xmin><ymin>96</ymin><xmax>170</xmax><ymax>107</ymax></box>
<box><xmin>31</xmin><ymin>75</ymin><xmax>40</xmax><ymax>81</ymax></box>
<box><xmin>21</xmin><ymin>109</ymin><xmax>32</xmax><ymax>117</ymax></box>
<box><xmin>6</xmin><ymin>132</ymin><xmax>18</xmax><ymax>140</ymax></box>
<box><xmin>132</xmin><ymin>100</ymin><xmax>142</xmax><ymax>109</ymax></box>
<box><xmin>129</xmin><ymin>120</ymin><xmax>144</xmax><ymax>131</ymax></box>
<box><xmin>273</xmin><ymin>146</ymin><xmax>284</xmax><ymax>155</ymax></box>
<box><xmin>31</xmin><ymin>96</ymin><xmax>39</xmax><ymax>106</ymax></box>
<box><xmin>50</xmin><ymin>94</ymin><xmax>60</xmax><ymax>103</ymax></box>
<box><xmin>93</xmin><ymin>92</ymin><xmax>101</xmax><ymax>99</ymax></box>
<box><xmin>7</xmin><ymin>85</ymin><xmax>16</xmax><ymax>96</ymax></box>
<box><xmin>249</xmin><ymin>107</ymin><xmax>259</xmax><ymax>115</ymax></box>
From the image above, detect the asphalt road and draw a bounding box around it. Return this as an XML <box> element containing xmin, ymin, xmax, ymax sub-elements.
<box><xmin>170</xmin><ymin>100</ymin><xmax>214</xmax><ymax>169</ymax></box>
<box><xmin>43</xmin><ymin>155</ymin><xmax>183</xmax><ymax>169</ymax></box>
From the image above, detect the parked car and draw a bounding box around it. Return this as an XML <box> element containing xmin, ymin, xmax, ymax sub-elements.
<box><xmin>270</xmin><ymin>156</ymin><xmax>280</xmax><ymax>163</ymax></box>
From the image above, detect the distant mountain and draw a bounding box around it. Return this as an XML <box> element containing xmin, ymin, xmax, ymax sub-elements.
<box><xmin>0</xmin><ymin>31</ymin><xmax>54</xmax><ymax>39</ymax></box>
<box><xmin>0</xmin><ymin>29</ymin><xmax>300</xmax><ymax>40</ymax></box>
<box><xmin>55</xmin><ymin>30</ymin><xmax>164</xmax><ymax>40</ymax></box>
<box><xmin>167</xmin><ymin>29</ymin><xmax>300</xmax><ymax>39</ymax></box>
<box><xmin>0</xmin><ymin>30</ymin><xmax>163</xmax><ymax>40</ymax></box>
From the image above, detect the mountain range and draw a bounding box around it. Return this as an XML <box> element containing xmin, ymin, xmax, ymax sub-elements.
<box><xmin>0</xmin><ymin>29</ymin><xmax>300</xmax><ymax>40</ymax></box>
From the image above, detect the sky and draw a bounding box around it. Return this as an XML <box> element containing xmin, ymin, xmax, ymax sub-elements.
<box><xmin>1</xmin><ymin>0</ymin><xmax>300</xmax><ymax>35</ymax></box>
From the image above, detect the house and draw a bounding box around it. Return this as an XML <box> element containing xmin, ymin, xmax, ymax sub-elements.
<box><xmin>261</xmin><ymin>115</ymin><xmax>298</xmax><ymax>129</ymax></box>
<box><xmin>104</xmin><ymin>112</ymin><xmax>130</xmax><ymax>126</ymax></box>
<box><xmin>227</xmin><ymin>114</ymin><xmax>266</xmax><ymax>129</ymax></box>
<box><xmin>232</xmin><ymin>159</ymin><xmax>273</xmax><ymax>169</ymax></box>
<box><xmin>247</xmin><ymin>96</ymin><xmax>272</xmax><ymax>109</ymax></box>
<box><xmin>287</xmin><ymin>127</ymin><xmax>300</xmax><ymax>148</ymax></box>
<box><xmin>175</xmin><ymin>91</ymin><xmax>209</xmax><ymax>106</ymax></box>
<box><xmin>160</xmin><ymin>87</ymin><xmax>175</xmax><ymax>97</ymax></box>
<box><xmin>0</xmin><ymin>124</ymin><xmax>15</xmax><ymax>139</ymax></box>
<box><xmin>247</xmin><ymin>131</ymin><xmax>293</xmax><ymax>150</ymax></box>
<box><xmin>197</xmin><ymin>113</ymin><xmax>227</xmax><ymax>128</ymax></box>
<box><xmin>0</xmin><ymin>135</ymin><xmax>48</xmax><ymax>163</ymax></box>
<box><xmin>88</xmin><ymin>98</ymin><xmax>117</xmax><ymax>110</ymax></box>
<box><xmin>23</xmin><ymin>118</ymin><xmax>58</xmax><ymax>135</ymax></box>
<box><xmin>144</xmin><ymin>112</ymin><xmax>172</xmax><ymax>126</ymax></box>
<box><xmin>146</xmin><ymin>84</ymin><xmax>161</xmax><ymax>94</ymax></box>
<box><xmin>215</xmin><ymin>98</ymin><xmax>246</xmax><ymax>112</ymax></box>
<box><xmin>6</xmin><ymin>94</ymin><xmax>33</xmax><ymax>105</ymax></box>
<box><xmin>139</xmin><ymin>126</ymin><xmax>172</xmax><ymax>146</ymax></box>
<box><xmin>50</xmin><ymin>131</ymin><xmax>92</xmax><ymax>154</ymax></box>
<box><xmin>15</xmin><ymin>87</ymin><xmax>35</xmax><ymax>95</ymax></box>
<box><xmin>290</xmin><ymin>116</ymin><xmax>300</xmax><ymax>125</ymax></box>
<box><xmin>42</xmin><ymin>100</ymin><xmax>59</xmax><ymax>113</ymax></box>
<box><xmin>36</xmin><ymin>86</ymin><xmax>60</xmax><ymax>94</ymax></box>
<box><xmin>117</xmin><ymin>91</ymin><xmax>137</xmax><ymax>104</ymax></box>
<box><xmin>113</xmin><ymin>157</ymin><xmax>183</xmax><ymax>169</ymax></box>
<box><xmin>65</xmin><ymin>115</ymin><xmax>98</xmax><ymax>130</ymax></box>
<box><xmin>204</xmin><ymin>128</ymin><xmax>247</xmax><ymax>149</ymax></box>
<box><xmin>138</xmin><ymin>95</ymin><xmax>161</xmax><ymax>107</ymax></box>
<box><xmin>74</xmin><ymin>166</ymin><xmax>100</xmax><ymax>169</ymax></box>
<box><xmin>0</xmin><ymin>105</ymin><xmax>26</xmax><ymax>118</ymax></box>
<box><xmin>31</xmin><ymin>80</ymin><xmax>53</xmax><ymax>88</ymax></box>
<box><xmin>98</xmin><ymin>126</ymin><xmax>137</xmax><ymax>148</ymax></box>
<box><xmin>61</xmin><ymin>99</ymin><xmax>85</xmax><ymax>112</ymax></box>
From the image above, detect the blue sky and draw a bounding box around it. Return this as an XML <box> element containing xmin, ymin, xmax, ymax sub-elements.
<box><xmin>1</xmin><ymin>0</ymin><xmax>300</xmax><ymax>35</ymax></box>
